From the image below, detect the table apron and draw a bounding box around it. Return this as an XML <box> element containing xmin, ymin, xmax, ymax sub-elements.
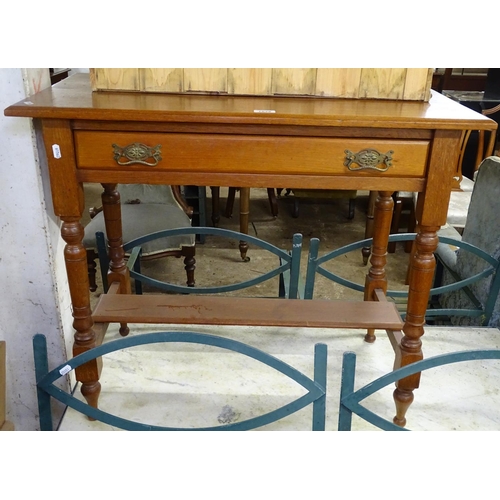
<box><xmin>74</xmin><ymin>131</ymin><xmax>429</xmax><ymax>179</ymax></box>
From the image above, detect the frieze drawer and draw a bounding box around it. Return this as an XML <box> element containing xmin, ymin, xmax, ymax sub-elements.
<box><xmin>74</xmin><ymin>131</ymin><xmax>429</xmax><ymax>177</ymax></box>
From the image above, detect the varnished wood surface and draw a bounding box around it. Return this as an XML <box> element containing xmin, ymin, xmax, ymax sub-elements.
<box><xmin>92</xmin><ymin>294</ymin><xmax>404</xmax><ymax>330</ymax></box>
<box><xmin>4</xmin><ymin>74</ymin><xmax>497</xmax><ymax>131</ymax></box>
<box><xmin>74</xmin><ymin>131</ymin><xmax>429</xmax><ymax>177</ymax></box>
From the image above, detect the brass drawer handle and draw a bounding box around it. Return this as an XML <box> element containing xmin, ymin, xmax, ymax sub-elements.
<box><xmin>112</xmin><ymin>143</ymin><xmax>162</xmax><ymax>166</ymax></box>
<box><xmin>344</xmin><ymin>148</ymin><xmax>394</xmax><ymax>172</ymax></box>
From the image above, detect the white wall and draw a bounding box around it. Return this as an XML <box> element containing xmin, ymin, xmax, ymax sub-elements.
<box><xmin>0</xmin><ymin>68</ymin><xmax>73</xmax><ymax>430</ymax></box>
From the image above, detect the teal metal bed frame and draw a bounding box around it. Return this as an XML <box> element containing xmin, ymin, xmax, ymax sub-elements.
<box><xmin>305</xmin><ymin>233</ymin><xmax>500</xmax><ymax>325</ymax></box>
<box><xmin>33</xmin><ymin>333</ymin><xmax>327</xmax><ymax>431</ymax></box>
<box><xmin>97</xmin><ymin>227</ymin><xmax>302</xmax><ymax>298</ymax></box>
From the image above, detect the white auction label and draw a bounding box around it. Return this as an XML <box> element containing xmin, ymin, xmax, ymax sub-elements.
<box><xmin>253</xmin><ymin>109</ymin><xmax>276</xmax><ymax>113</ymax></box>
<box><xmin>52</xmin><ymin>144</ymin><xmax>62</xmax><ymax>159</ymax></box>
<box><xmin>59</xmin><ymin>365</ymin><xmax>72</xmax><ymax>376</ymax></box>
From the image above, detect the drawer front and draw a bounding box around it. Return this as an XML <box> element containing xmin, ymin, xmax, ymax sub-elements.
<box><xmin>75</xmin><ymin>131</ymin><xmax>429</xmax><ymax>177</ymax></box>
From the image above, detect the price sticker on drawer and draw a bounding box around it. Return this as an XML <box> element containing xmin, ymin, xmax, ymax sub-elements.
<box><xmin>52</xmin><ymin>144</ymin><xmax>62</xmax><ymax>159</ymax></box>
<box><xmin>254</xmin><ymin>109</ymin><xmax>276</xmax><ymax>113</ymax></box>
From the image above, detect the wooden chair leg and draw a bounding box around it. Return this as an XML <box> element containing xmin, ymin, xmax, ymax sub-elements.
<box><xmin>348</xmin><ymin>198</ymin><xmax>356</xmax><ymax>220</ymax></box>
<box><xmin>210</xmin><ymin>186</ymin><xmax>220</xmax><ymax>227</ymax></box>
<box><xmin>86</xmin><ymin>249</ymin><xmax>98</xmax><ymax>292</ymax></box>
<box><xmin>225</xmin><ymin>187</ymin><xmax>237</xmax><ymax>218</ymax></box>
<box><xmin>267</xmin><ymin>188</ymin><xmax>279</xmax><ymax>217</ymax></box>
<box><xmin>183</xmin><ymin>246</ymin><xmax>196</xmax><ymax>287</ymax></box>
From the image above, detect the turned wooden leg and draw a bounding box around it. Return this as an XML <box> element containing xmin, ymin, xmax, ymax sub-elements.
<box><xmin>362</xmin><ymin>191</ymin><xmax>377</xmax><ymax>265</ymax></box>
<box><xmin>183</xmin><ymin>246</ymin><xmax>196</xmax><ymax>287</ymax></box>
<box><xmin>239</xmin><ymin>187</ymin><xmax>250</xmax><ymax>262</ymax></box>
<box><xmin>364</xmin><ymin>191</ymin><xmax>394</xmax><ymax>343</ymax></box>
<box><xmin>393</xmin><ymin>387</ymin><xmax>414</xmax><ymax>427</ymax></box>
<box><xmin>210</xmin><ymin>186</ymin><xmax>220</xmax><ymax>227</ymax></box>
<box><xmin>394</xmin><ymin>226</ymin><xmax>439</xmax><ymax>427</ymax></box>
<box><xmin>101</xmin><ymin>184</ymin><xmax>131</xmax><ymax>336</ymax></box>
<box><xmin>61</xmin><ymin>217</ymin><xmax>101</xmax><ymax>412</ymax></box>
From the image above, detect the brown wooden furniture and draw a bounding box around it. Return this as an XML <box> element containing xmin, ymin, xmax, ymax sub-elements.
<box><xmin>0</xmin><ymin>341</ymin><xmax>14</xmax><ymax>431</ymax></box>
<box><xmin>4</xmin><ymin>73</ymin><xmax>497</xmax><ymax>428</ymax></box>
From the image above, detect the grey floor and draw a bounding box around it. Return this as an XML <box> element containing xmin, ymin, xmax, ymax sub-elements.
<box><xmin>59</xmin><ymin>186</ymin><xmax>500</xmax><ymax>431</ymax></box>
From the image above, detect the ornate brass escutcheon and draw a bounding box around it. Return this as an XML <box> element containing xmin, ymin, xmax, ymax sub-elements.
<box><xmin>112</xmin><ymin>143</ymin><xmax>162</xmax><ymax>166</ymax></box>
<box><xmin>344</xmin><ymin>148</ymin><xmax>394</xmax><ymax>172</ymax></box>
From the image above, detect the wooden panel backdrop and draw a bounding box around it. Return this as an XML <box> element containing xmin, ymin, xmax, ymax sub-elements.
<box><xmin>90</xmin><ymin>68</ymin><xmax>433</xmax><ymax>101</ymax></box>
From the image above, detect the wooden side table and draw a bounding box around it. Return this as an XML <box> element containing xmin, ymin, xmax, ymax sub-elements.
<box><xmin>5</xmin><ymin>74</ymin><xmax>497</xmax><ymax>427</ymax></box>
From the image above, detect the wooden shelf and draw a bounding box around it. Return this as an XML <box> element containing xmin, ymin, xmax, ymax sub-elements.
<box><xmin>92</xmin><ymin>293</ymin><xmax>404</xmax><ymax>331</ymax></box>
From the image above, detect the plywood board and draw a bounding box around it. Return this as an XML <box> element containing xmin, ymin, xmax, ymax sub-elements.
<box><xmin>90</xmin><ymin>68</ymin><xmax>432</xmax><ymax>100</ymax></box>
<box><xmin>316</xmin><ymin>68</ymin><xmax>362</xmax><ymax>98</ymax></box>
<box><xmin>228</xmin><ymin>68</ymin><xmax>273</xmax><ymax>95</ymax></box>
<box><xmin>184</xmin><ymin>68</ymin><xmax>227</xmax><ymax>92</ymax></box>
<box><xmin>140</xmin><ymin>68</ymin><xmax>183</xmax><ymax>93</ymax></box>
<box><xmin>272</xmin><ymin>68</ymin><xmax>317</xmax><ymax>95</ymax></box>
<box><xmin>404</xmin><ymin>68</ymin><xmax>434</xmax><ymax>101</ymax></box>
<box><xmin>359</xmin><ymin>68</ymin><xmax>407</xmax><ymax>99</ymax></box>
<box><xmin>90</xmin><ymin>68</ymin><xmax>139</xmax><ymax>91</ymax></box>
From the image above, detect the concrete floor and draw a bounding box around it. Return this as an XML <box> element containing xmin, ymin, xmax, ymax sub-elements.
<box><xmin>58</xmin><ymin>185</ymin><xmax>500</xmax><ymax>431</ymax></box>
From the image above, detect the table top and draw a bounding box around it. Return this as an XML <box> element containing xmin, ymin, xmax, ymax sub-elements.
<box><xmin>4</xmin><ymin>74</ymin><xmax>497</xmax><ymax>132</ymax></box>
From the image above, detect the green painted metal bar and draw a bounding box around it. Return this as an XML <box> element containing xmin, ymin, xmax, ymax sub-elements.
<box><xmin>126</xmin><ymin>245</ymin><xmax>141</xmax><ymax>272</ymax></box>
<box><xmin>314</xmin><ymin>233</ymin><xmax>498</xmax><ymax>269</ymax></box>
<box><xmin>315</xmin><ymin>264</ymin><xmax>495</xmax><ymax>299</ymax></box>
<box><xmin>304</xmin><ymin>238</ymin><xmax>320</xmax><ymax>299</ymax></box>
<box><xmin>288</xmin><ymin>233</ymin><xmax>303</xmax><ymax>300</ymax></box>
<box><xmin>316</xmin><ymin>266</ymin><xmax>365</xmax><ymax>294</ymax></box>
<box><xmin>399</xmin><ymin>308</ymin><xmax>485</xmax><ymax>321</ymax></box>
<box><xmin>33</xmin><ymin>332</ymin><xmax>326</xmax><ymax>431</ymax></box>
<box><xmin>123</xmin><ymin>227</ymin><xmax>292</xmax><ymax>261</ymax></box>
<box><xmin>126</xmin><ymin>245</ymin><xmax>143</xmax><ymax>294</ymax></box>
<box><xmin>312</xmin><ymin>343</ymin><xmax>328</xmax><ymax>431</ymax></box>
<box><xmin>129</xmin><ymin>262</ymin><xmax>290</xmax><ymax>295</ymax></box>
<box><xmin>338</xmin><ymin>351</ymin><xmax>356</xmax><ymax>431</ymax></box>
<box><xmin>32</xmin><ymin>334</ymin><xmax>53</xmax><ymax>431</ymax></box>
